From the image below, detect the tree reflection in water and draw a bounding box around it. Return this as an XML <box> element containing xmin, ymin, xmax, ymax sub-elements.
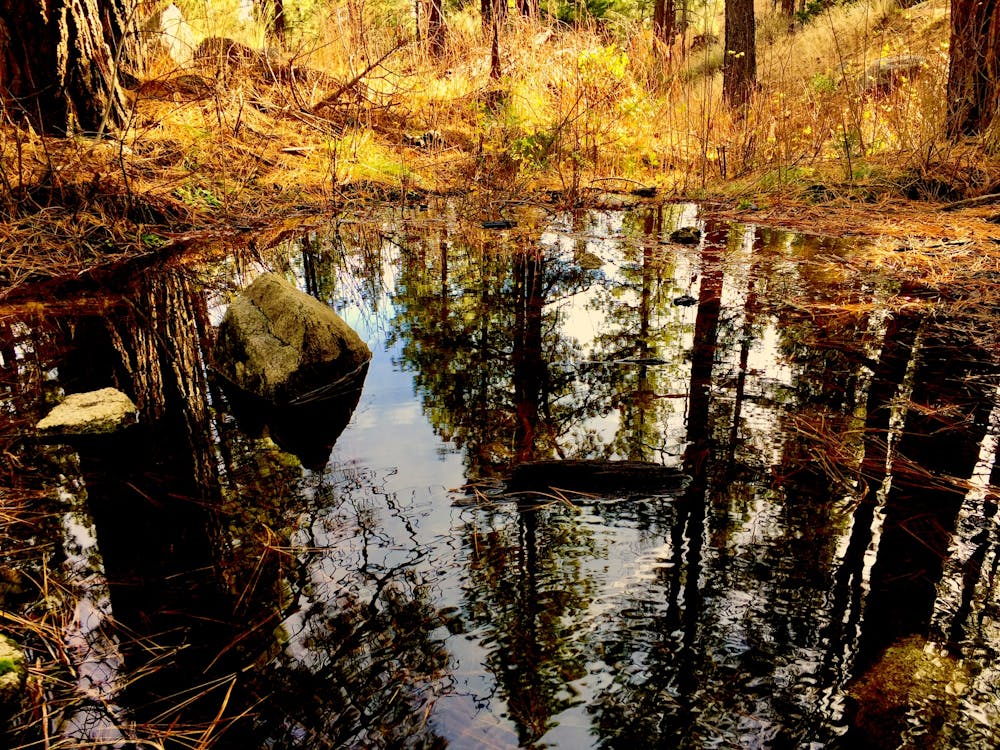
<box><xmin>3</xmin><ymin>203</ymin><xmax>1000</xmax><ymax>749</ymax></box>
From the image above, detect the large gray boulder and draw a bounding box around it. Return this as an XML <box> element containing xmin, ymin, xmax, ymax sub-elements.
<box><xmin>36</xmin><ymin>388</ymin><xmax>138</xmax><ymax>435</ymax></box>
<box><xmin>214</xmin><ymin>273</ymin><xmax>371</xmax><ymax>406</ymax></box>
<box><xmin>864</xmin><ymin>55</ymin><xmax>926</xmax><ymax>95</ymax></box>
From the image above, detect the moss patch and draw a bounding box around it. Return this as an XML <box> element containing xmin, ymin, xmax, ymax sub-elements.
<box><xmin>0</xmin><ymin>634</ymin><xmax>26</xmax><ymax>708</ymax></box>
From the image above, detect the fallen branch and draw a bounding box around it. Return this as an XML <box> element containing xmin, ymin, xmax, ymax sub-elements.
<box><xmin>940</xmin><ymin>192</ymin><xmax>1000</xmax><ymax>211</ymax></box>
<box><xmin>311</xmin><ymin>39</ymin><xmax>409</xmax><ymax>113</ymax></box>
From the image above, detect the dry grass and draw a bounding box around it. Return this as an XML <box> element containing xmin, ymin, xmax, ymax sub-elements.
<box><xmin>1</xmin><ymin>0</ymin><xmax>1000</xmax><ymax>289</ymax></box>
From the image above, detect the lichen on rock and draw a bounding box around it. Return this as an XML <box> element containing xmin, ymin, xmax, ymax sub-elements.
<box><xmin>36</xmin><ymin>388</ymin><xmax>138</xmax><ymax>435</ymax></box>
<box><xmin>0</xmin><ymin>633</ymin><xmax>27</xmax><ymax>709</ymax></box>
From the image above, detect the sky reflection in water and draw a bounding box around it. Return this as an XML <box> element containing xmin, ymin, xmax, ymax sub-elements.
<box><xmin>8</xmin><ymin>202</ymin><xmax>1000</xmax><ymax>749</ymax></box>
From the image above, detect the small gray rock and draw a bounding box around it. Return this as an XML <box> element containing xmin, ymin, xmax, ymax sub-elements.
<box><xmin>864</xmin><ymin>55</ymin><xmax>926</xmax><ymax>95</ymax></box>
<box><xmin>404</xmin><ymin>130</ymin><xmax>445</xmax><ymax>149</ymax></box>
<box><xmin>36</xmin><ymin>388</ymin><xmax>138</xmax><ymax>435</ymax></box>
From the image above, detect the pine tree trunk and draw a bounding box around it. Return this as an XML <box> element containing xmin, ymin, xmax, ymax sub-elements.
<box><xmin>723</xmin><ymin>0</ymin><xmax>756</xmax><ymax>109</ymax></box>
<box><xmin>653</xmin><ymin>0</ymin><xmax>675</xmax><ymax>45</ymax></box>
<box><xmin>0</xmin><ymin>0</ymin><xmax>135</xmax><ymax>135</ymax></box>
<box><xmin>946</xmin><ymin>0</ymin><xmax>1000</xmax><ymax>137</ymax></box>
<box><xmin>427</xmin><ymin>0</ymin><xmax>446</xmax><ymax>57</ymax></box>
<box><xmin>270</xmin><ymin>0</ymin><xmax>286</xmax><ymax>46</ymax></box>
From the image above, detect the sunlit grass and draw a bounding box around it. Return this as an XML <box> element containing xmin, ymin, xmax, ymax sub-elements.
<box><xmin>1</xmin><ymin>0</ymin><xmax>999</xmax><ymax>300</ymax></box>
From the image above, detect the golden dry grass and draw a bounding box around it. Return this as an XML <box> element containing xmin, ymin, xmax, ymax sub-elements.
<box><xmin>1</xmin><ymin>0</ymin><xmax>1000</xmax><ymax>300</ymax></box>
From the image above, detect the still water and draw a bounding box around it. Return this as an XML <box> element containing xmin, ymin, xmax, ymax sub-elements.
<box><xmin>3</xmin><ymin>202</ymin><xmax>1000</xmax><ymax>749</ymax></box>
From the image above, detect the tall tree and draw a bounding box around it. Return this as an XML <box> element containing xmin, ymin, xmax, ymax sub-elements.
<box><xmin>427</xmin><ymin>0</ymin><xmax>446</xmax><ymax>57</ymax></box>
<box><xmin>653</xmin><ymin>0</ymin><xmax>675</xmax><ymax>47</ymax></box>
<box><xmin>722</xmin><ymin>0</ymin><xmax>756</xmax><ymax>109</ymax></box>
<box><xmin>259</xmin><ymin>0</ymin><xmax>286</xmax><ymax>47</ymax></box>
<box><xmin>0</xmin><ymin>0</ymin><xmax>136</xmax><ymax>135</ymax></box>
<box><xmin>517</xmin><ymin>0</ymin><xmax>538</xmax><ymax>17</ymax></box>
<box><xmin>481</xmin><ymin>0</ymin><xmax>506</xmax><ymax>78</ymax></box>
<box><xmin>946</xmin><ymin>0</ymin><xmax>1000</xmax><ymax>137</ymax></box>
<box><xmin>481</xmin><ymin>0</ymin><xmax>508</xmax><ymax>29</ymax></box>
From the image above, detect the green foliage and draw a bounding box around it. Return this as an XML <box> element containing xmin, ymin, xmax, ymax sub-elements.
<box><xmin>796</xmin><ymin>0</ymin><xmax>833</xmax><ymax>24</ymax></box>
<box><xmin>577</xmin><ymin>45</ymin><xmax>629</xmax><ymax>87</ymax></box>
<box><xmin>684</xmin><ymin>44</ymin><xmax>725</xmax><ymax>80</ymax></box>
<box><xmin>510</xmin><ymin>131</ymin><xmax>555</xmax><ymax>168</ymax></box>
<box><xmin>363</xmin><ymin>152</ymin><xmax>415</xmax><ymax>183</ymax></box>
<box><xmin>174</xmin><ymin>184</ymin><xmax>223</xmax><ymax>210</ymax></box>
<box><xmin>809</xmin><ymin>73</ymin><xmax>837</xmax><ymax>94</ymax></box>
<box><xmin>141</xmin><ymin>232</ymin><xmax>166</xmax><ymax>250</ymax></box>
<box><xmin>281</xmin><ymin>0</ymin><xmax>326</xmax><ymax>41</ymax></box>
<box><xmin>552</xmin><ymin>0</ymin><xmax>618</xmax><ymax>24</ymax></box>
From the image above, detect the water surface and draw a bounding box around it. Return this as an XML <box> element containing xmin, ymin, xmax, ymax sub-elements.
<box><xmin>3</xmin><ymin>202</ymin><xmax>1000</xmax><ymax>749</ymax></box>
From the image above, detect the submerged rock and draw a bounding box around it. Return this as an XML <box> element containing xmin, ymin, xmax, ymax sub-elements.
<box><xmin>0</xmin><ymin>566</ymin><xmax>28</xmax><ymax>607</ymax></box>
<box><xmin>577</xmin><ymin>250</ymin><xmax>604</xmax><ymax>270</ymax></box>
<box><xmin>214</xmin><ymin>273</ymin><xmax>372</xmax><ymax>406</ymax></box>
<box><xmin>36</xmin><ymin>388</ymin><xmax>138</xmax><ymax>435</ymax></box>
<box><xmin>848</xmin><ymin>636</ymin><xmax>969</xmax><ymax>749</ymax></box>
<box><xmin>0</xmin><ymin>633</ymin><xmax>26</xmax><ymax>709</ymax></box>
<box><xmin>669</xmin><ymin>226</ymin><xmax>701</xmax><ymax>245</ymax></box>
<box><xmin>224</xmin><ymin>365</ymin><xmax>367</xmax><ymax>470</ymax></box>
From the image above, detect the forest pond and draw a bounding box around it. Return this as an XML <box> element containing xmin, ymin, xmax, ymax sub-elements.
<box><xmin>4</xmin><ymin>202</ymin><xmax>1000</xmax><ymax>748</ymax></box>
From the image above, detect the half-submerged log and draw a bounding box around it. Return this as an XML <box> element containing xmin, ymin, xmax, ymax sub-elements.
<box><xmin>508</xmin><ymin>460</ymin><xmax>688</xmax><ymax>496</ymax></box>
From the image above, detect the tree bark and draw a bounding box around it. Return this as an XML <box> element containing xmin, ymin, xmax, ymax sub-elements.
<box><xmin>676</xmin><ymin>0</ymin><xmax>689</xmax><ymax>32</ymax></box>
<box><xmin>427</xmin><ymin>0</ymin><xmax>446</xmax><ymax>57</ymax></box>
<box><xmin>653</xmin><ymin>0</ymin><xmax>675</xmax><ymax>45</ymax></box>
<box><xmin>269</xmin><ymin>0</ymin><xmax>286</xmax><ymax>46</ymax></box>
<box><xmin>946</xmin><ymin>0</ymin><xmax>1000</xmax><ymax>137</ymax></box>
<box><xmin>481</xmin><ymin>0</ymin><xmax>507</xmax><ymax>31</ymax></box>
<box><xmin>723</xmin><ymin>0</ymin><xmax>756</xmax><ymax>109</ymax></box>
<box><xmin>0</xmin><ymin>0</ymin><xmax>136</xmax><ymax>135</ymax></box>
<box><xmin>486</xmin><ymin>0</ymin><xmax>504</xmax><ymax>81</ymax></box>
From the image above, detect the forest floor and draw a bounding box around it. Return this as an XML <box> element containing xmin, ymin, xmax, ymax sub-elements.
<box><xmin>1</xmin><ymin>0</ymin><xmax>999</xmax><ymax>302</ymax></box>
